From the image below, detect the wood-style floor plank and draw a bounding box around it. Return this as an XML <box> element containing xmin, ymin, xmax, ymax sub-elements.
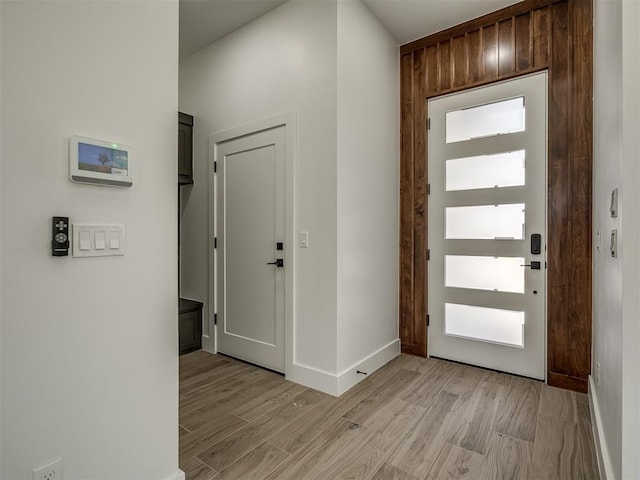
<box><xmin>318</xmin><ymin>399</ymin><xmax>425</xmax><ymax>480</ymax></box>
<box><xmin>539</xmin><ymin>385</ymin><xmax>578</xmax><ymax>422</ymax></box>
<box><xmin>372</xmin><ymin>463</ymin><xmax>420</xmax><ymax>480</ymax></box>
<box><xmin>268</xmin><ymin>375</ymin><xmax>371</xmax><ymax>454</ymax></box>
<box><xmin>445</xmin><ymin>372</ymin><xmax>507</xmax><ymax>455</ymax></box>
<box><xmin>179</xmin><ymin>457</ymin><xmax>217</xmax><ymax>480</ymax></box>
<box><xmin>495</xmin><ymin>376</ymin><xmax>542</xmax><ymax>442</ymax></box>
<box><xmin>529</xmin><ymin>416</ymin><xmax>583</xmax><ymax>479</ymax></box>
<box><xmin>197</xmin><ymin>389</ymin><xmax>329</xmax><ymax>471</ymax></box>
<box><xmin>424</xmin><ymin>441</ymin><xmax>485</xmax><ymax>480</ymax></box>
<box><xmin>385</xmin><ymin>390</ymin><xmax>459</xmax><ymax>478</ymax></box>
<box><xmin>232</xmin><ymin>382</ymin><xmax>308</xmax><ymax>423</ymax></box>
<box><xmin>401</xmin><ymin>358</ymin><xmax>458</xmax><ymax>408</ymax></box>
<box><xmin>576</xmin><ymin>393</ymin><xmax>601</xmax><ymax>480</ymax></box>
<box><xmin>342</xmin><ymin>368</ymin><xmax>421</xmax><ymax>426</ymax></box>
<box><xmin>179</xmin><ymin>351</ymin><xmax>599</xmax><ymax>480</ymax></box>
<box><xmin>479</xmin><ymin>431</ymin><xmax>534</xmax><ymax>480</ymax></box>
<box><xmin>265</xmin><ymin>418</ymin><xmax>366</xmax><ymax>480</ymax></box>
<box><xmin>215</xmin><ymin>442</ymin><xmax>290</xmax><ymax>480</ymax></box>
<box><xmin>179</xmin><ymin>414</ymin><xmax>248</xmax><ymax>465</ymax></box>
<box><xmin>180</xmin><ymin>374</ymin><xmax>286</xmax><ymax>431</ymax></box>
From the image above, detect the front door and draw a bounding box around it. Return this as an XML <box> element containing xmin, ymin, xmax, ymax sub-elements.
<box><xmin>216</xmin><ymin>126</ymin><xmax>286</xmax><ymax>372</ymax></box>
<box><xmin>428</xmin><ymin>72</ymin><xmax>547</xmax><ymax>379</ymax></box>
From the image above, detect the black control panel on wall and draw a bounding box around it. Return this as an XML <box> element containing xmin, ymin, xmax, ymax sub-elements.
<box><xmin>52</xmin><ymin>216</ymin><xmax>69</xmax><ymax>256</ymax></box>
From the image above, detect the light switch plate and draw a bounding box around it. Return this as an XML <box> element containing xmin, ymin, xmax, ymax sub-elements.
<box><xmin>72</xmin><ymin>224</ymin><xmax>125</xmax><ymax>257</ymax></box>
<box><xmin>299</xmin><ymin>231</ymin><xmax>309</xmax><ymax>248</ymax></box>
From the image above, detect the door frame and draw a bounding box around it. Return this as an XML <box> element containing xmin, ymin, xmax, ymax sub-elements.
<box><xmin>426</xmin><ymin>72</ymin><xmax>548</xmax><ymax>379</ymax></box>
<box><xmin>209</xmin><ymin>112</ymin><xmax>296</xmax><ymax>376</ymax></box>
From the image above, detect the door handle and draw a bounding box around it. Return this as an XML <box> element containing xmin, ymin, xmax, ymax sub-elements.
<box><xmin>267</xmin><ymin>259</ymin><xmax>284</xmax><ymax>267</ymax></box>
<box><xmin>520</xmin><ymin>261</ymin><xmax>541</xmax><ymax>270</ymax></box>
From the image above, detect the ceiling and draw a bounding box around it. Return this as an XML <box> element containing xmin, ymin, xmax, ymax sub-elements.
<box><xmin>179</xmin><ymin>0</ymin><xmax>523</xmax><ymax>60</ymax></box>
<box><xmin>179</xmin><ymin>0</ymin><xmax>288</xmax><ymax>59</ymax></box>
<box><xmin>362</xmin><ymin>0</ymin><xmax>523</xmax><ymax>45</ymax></box>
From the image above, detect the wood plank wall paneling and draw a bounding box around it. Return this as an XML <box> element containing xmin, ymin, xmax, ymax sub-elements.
<box><xmin>399</xmin><ymin>53</ymin><xmax>415</xmax><ymax>351</ymax></box>
<box><xmin>398</xmin><ymin>0</ymin><xmax>593</xmax><ymax>393</ymax></box>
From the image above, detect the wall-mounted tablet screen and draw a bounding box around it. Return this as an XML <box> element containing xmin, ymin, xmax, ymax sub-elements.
<box><xmin>69</xmin><ymin>136</ymin><xmax>133</xmax><ymax>187</ymax></box>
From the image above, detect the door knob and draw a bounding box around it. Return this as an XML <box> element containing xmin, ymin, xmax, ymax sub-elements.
<box><xmin>267</xmin><ymin>259</ymin><xmax>284</xmax><ymax>267</ymax></box>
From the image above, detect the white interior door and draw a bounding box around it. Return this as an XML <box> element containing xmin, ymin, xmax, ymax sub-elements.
<box><xmin>428</xmin><ymin>73</ymin><xmax>547</xmax><ymax>379</ymax></box>
<box><xmin>216</xmin><ymin>126</ymin><xmax>286</xmax><ymax>372</ymax></box>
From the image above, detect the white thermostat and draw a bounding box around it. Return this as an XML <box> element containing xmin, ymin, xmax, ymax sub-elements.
<box><xmin>69</xmin><ymin>135</ymin><xmax>133</xmax><ymax>187</ymax></box>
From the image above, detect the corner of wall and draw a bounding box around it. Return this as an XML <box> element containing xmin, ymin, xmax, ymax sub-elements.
<box><xmin>287</xmin><ymin>338</ymin><xmax>400</xmax><ymax>396</ymax></box>
<box><xmin>589</xmin><ymin>376</ymin><xmax>615</xmax><ymax>480</ymax></box>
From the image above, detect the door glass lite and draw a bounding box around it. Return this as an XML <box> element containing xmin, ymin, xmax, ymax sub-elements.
<box><xmin>445</xmin><ymin>303</ymin><xmax>525</xmax><ymax>347</ymax></box>
<box><xmin>446</xmin><ymin>150</ymin><xmax>526</xmax><ymax>191</ymax></box>
<box><xmin>445</xmin><ymin>255</ymin><xmax>525</xmax><ymax>293</ymax></box>
<box><xmin>446</xmin><ymin>203</ymin><xmax>525</xmax><ymax>240</ymax></box>
<box><xmin>445</xmin><ymin>97</ymin><xmax>525</xmax><ymax>143</ymax></box>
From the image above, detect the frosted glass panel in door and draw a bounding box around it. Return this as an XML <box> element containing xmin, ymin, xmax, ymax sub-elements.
<box><xmin>446</xmin><ymin>255</ymin><xmax>525</xmax><ymax>293</ymax></box>
<box><xmin>446</xmin><ymin>150</ymin><xmax>526</xmax><ymax>191</ymax></box>
<box><xmin>446</xmin><ymin>204</ymin><xmax>525</xmax><ymax>239</ymax></box>
<box><xmin>445</xmin><ymin>303</ymin><xmax>525</xmax><ymax>347</ymax></box>
<box><xmin>446</xmin><ymin>97</ymin><xmax>525</xmax><ymax>143</ymax></box>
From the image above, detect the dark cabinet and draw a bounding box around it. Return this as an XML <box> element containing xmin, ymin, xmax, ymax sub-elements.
<box><xmin>178</xmin><ymin>112</ymin><xmax>194</xmax><ymax>185</ymax></box>
<box><xmin>179</xmin><ymin>298</ymin><xmax>203</xmax><ymax>355</ymax></box>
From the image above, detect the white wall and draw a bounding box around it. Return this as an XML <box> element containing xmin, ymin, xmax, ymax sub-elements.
<box><xmin>592</xmin><ymin>0</ymin><xmax>640</xmax><ymax>478</ymax></box>
<box><xmin>0</xmin><ymin>2</ymin><xmax>181</xmax><ymax>479</ymax></box>
<box><xmin>336</xmin><ymin>0</ymin><xmax>399</xmax><ymax>373</ymax></box>
<box><xmin>593</xmin><ymin>0</ymin><xmax>623</xmax><ymax>475</ymax></box>
<box><xmin>620</xmin><ymin>1</ymin><xmax>640</xmax><ymax>477</ymax></box>
<box><xmin>0</xmin><ymin>2</ymin><xmax>3</xmax><ymax>476</ymax></box>
<box><xmin>180</xmin><ymin>0</ymin><xmax>400</xmax><ymax>394</ymax></box>
<box><xmin>179</xmin><ymin>0</ymin><xmax>339</xmax><ymax>373</ymax></box>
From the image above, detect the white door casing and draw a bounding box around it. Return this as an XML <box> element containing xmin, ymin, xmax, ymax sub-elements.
<box><xmin>428</xmin><ymin>72</ymin><xmax>547</xmax><ymax>379</ymax></box>
<box><xmin>210</xmin><ymin>115</ymin><xmax>295</xmax><ymax>374</ymax></box>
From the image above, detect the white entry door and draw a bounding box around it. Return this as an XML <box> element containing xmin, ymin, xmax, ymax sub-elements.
<box><xmin>428</xmin><ymin>73</ymin><xmax>547</xmax><ymax>379</ymax></box>
<box><xmin>215</xmin><ymin>126</ymin><xmax>286</xmax><ymax>373</ymax></box>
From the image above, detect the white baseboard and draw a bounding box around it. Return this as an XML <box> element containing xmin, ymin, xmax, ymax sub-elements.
<box><xmin>336</xmin><ymin>339</ymin><xmax>401</xmax><ymax>395</ymax></box>
<box><xmin>164</xmin><ymin>469</ymin><xmax>185</xmax><ymax>480</ymax></box>
<box><xmin>589</xmin><ymin>375</ymin><xmax>615</xmax><ymax>480</ymax></box>
<box><xmin>286</xmin><ymin>339</ymin><xmax>400</xmax><ymax>396</ymax></box>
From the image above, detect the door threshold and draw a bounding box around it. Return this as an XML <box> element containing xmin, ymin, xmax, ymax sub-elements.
<box><xmin>428</xmin><ymin>355</ymin><xmax>545</xmax><ymax>383</ymax></box>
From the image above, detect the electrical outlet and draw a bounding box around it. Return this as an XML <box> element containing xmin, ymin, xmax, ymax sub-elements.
<box><xmin>33</xmin><ymin>459</ymin><xmax>62</xmax><ymax>480</ymax></box>
<box><xmin>596</xmin><ymin>361</ymin><xmax>601</xmax><ymax>386</ymax></box>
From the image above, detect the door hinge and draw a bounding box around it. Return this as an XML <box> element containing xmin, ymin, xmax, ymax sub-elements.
<box><xmin>214</xmin><ymin>161</ymin><xmax>217</xmax><ymax>173</ymax></box>
<box><xmin>427</xmin><ymin>314</ymin><xmax>430</xmax><ymax>327</ymax></box>
<box><xmin>427</xmin><ymin>249</ymin><xmax>430</xmax><ymax>261</ymax></box>
<box><xmin>427</xmin><ymin>117</ymin><xmax>431</xmax><ymax>130</ymax></box>
<box><xmin>214</xmin><ymin>237</ymin><xmax>217</xmax><ymax>248</ymax></box>
<box><xmin>427</xmin><ymin>184</ymin><xmax>430</xmax><ymax>195</ymax></box>
<box><xmin>214</xmin><ymin>313</ymin><xmax>218</xmax><ymax>325</ymax></box>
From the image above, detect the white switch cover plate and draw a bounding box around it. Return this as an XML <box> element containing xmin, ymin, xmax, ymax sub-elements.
<box><xmin>72</xmin><ymin>224</ymin><xmax>125</xmax><ymax>257</ymax></box>
<box><xmin>299</xmin><ymin>231</ymin><xmax>309</xmax><ymax>248</ymax></box>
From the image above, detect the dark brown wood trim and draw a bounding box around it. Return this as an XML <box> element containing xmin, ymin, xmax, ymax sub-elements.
<box><xmin>548</xmin><ymin>372</ymin><xmax>588</xmax><ymax>393</ymax></box>
<box><xmin>401</xmin><ymin>343</ymin><xmax>427</xmax><ymax>357</ymax></box>
<box><xmin>399</xmin><ymin>52</ymin><xmax>416</xmax><ymax>352</ymax></box>
<box><xmin>426</xmin><ymin>66</ymin><xmax>549</xmax><ymax>99</ymax></box>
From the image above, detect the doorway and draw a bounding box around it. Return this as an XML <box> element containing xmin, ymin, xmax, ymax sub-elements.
<box><xmin>427</xmin><ymin>73</ymin><xmax>547</xmax><ymax>379</ymax></box>
<box><xmin>210</xmin><ymin>115</ymin><xmax>295</xmax><ymax>374</ymax></box>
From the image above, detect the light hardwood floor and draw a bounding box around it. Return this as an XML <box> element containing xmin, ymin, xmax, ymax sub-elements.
<box><xmin>179</xmin><ymin>351</ymin><xmax>599</xmax><ymax>480</ymax></box>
